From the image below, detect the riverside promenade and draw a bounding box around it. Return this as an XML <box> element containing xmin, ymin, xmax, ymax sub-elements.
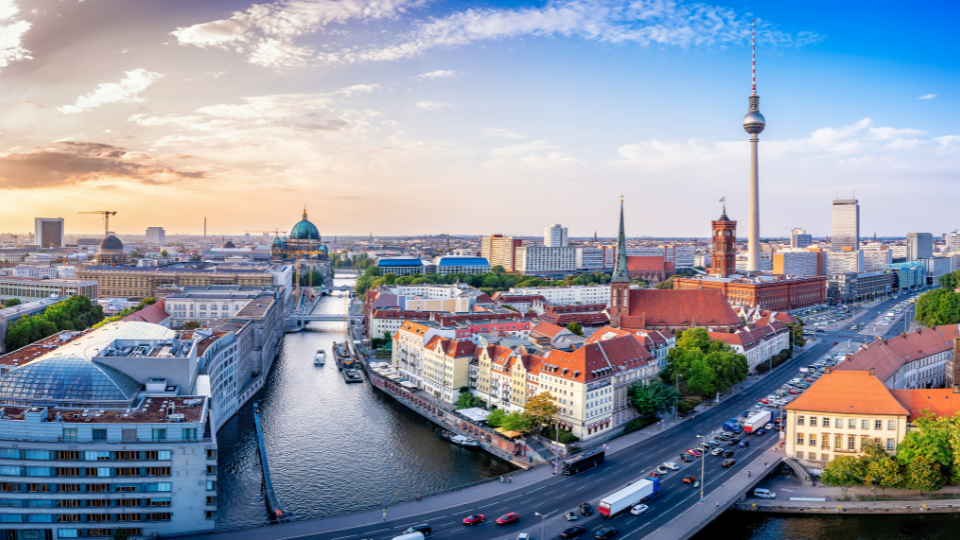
<box><xmin>735</xmin><ymin>498</ymin><xmax>960</xmax><ymax>514</ymax></box>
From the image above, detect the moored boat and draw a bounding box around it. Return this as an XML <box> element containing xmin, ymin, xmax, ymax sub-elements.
<box><xmin>314</xmin><ymin>350</ymin><xmax>325</xmax><ymax>366</ymax></box>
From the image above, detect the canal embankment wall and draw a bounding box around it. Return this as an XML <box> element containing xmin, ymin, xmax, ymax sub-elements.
<box><xmin>732</xmin><ymin>499</ymin><xmax>960</xmax><ymax>514</ymax></box>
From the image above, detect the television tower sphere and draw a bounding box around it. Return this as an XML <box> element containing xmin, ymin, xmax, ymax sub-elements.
<box><xmin>743</xmin><ymin>96</ymin><xmax>765</xmax><ymax>135</ymax></box>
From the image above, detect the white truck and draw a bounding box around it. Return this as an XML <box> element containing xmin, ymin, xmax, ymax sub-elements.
<box><xmin>743</xmin><ymin>410</ymin><xmax>772</xmax><ymax>433</ymax></box>
<box><xmin>598</xmin><ymin>477</ymin><xmax>660</xmax><ymax>517</ymax></box>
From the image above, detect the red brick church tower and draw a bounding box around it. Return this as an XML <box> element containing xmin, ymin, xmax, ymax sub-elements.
<box><xmin>608</xmin><ymin>199</ymin><xmax>630</xmax><ymax>328</ymax></box>
<box><xmin>710</xmin><ymin>204</ymin><xmax>737</xmax><ymax>277</ymax></box>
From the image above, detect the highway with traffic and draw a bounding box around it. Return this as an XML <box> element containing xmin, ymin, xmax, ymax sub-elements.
<box><xmin>220</xmin><ymin>294</ymin><xmax>918</xmax><ymax>540</ymax></box>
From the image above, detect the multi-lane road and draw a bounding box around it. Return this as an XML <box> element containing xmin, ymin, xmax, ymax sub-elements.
<box><xmin>298</xmin><ymin>296</ymin><xmax>913</xmax><ymax>540</ymax></box>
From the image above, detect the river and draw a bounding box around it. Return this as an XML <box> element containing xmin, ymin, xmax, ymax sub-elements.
<box><xmin>214</xmin><ymin>278</ymin><xmax>515</xmax><ymax>530</ymax></box>
<box><xmin>693</xmin><ymin>510</ymin><xmax>960</xmax><ymax>540</ymax></box>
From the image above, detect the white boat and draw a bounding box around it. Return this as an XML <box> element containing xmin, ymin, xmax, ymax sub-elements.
<box><xmin>314</xmin><ymin>350</ymin><xmax>326</xmax><ymax>366</ymax></box>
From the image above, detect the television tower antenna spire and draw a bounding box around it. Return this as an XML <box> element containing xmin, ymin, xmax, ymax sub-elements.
<box><xmin>751</xmin><ymin>18</ymin><xmax>757</xmax><ymax>95</ymax></box>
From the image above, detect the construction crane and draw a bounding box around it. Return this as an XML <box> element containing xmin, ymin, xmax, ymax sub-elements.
<box><xmin>79</xmin><ymin>211</ymin><xmax>117</xmax><ymax>238</ymax></box>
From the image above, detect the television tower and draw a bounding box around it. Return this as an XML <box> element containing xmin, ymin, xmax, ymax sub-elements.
<box><xmin>743</xmin><ymin>19</ymin><xmax>766</xmax><ymax>272</ymax></box>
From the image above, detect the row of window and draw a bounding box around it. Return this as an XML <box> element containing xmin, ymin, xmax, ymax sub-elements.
<box><xmin>0</xmin><ymin>467</ymin><xmax>172</xmax><ymax>478</ymax></box>
<box><xmin>0</xmin><ymin>498</ymin><xmax>172</xmax><ymax>508</ymax></box>
<box><xmin>796</xmin><ymin>416</ymin><xmax>897</xmax><ymax>430</ymax></box>
<box><xmin>0</xmin><ymin>450</ymin><xmax>171</xmax><ymax>462</ymax></box>
<box><xmin>0</xmin><ymin>513</ymin><xmax>171</xmax><ymax>523</ymax></box>
<box><xmin>56</xmin><ymin>428</ymin><xmax>198</xmax><ymax>443</ymax></box>
<box><xmin>795</xmin><ymin>434</ymin><xmax>896</xmax><ymax>451</ymax></box>
<box><xmin>57</xmin><ymin>527</ymin><xmax>142</xmax><ymax>538</ymax></box>
<box><xmin>0</xmin><ymin>483</ymin><xmax>182</xmax><ymax>493</ymax></box>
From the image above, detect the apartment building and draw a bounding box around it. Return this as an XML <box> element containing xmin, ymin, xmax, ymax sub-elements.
<box><xmin>480</xmin><ymin>235</ymin><xmax>522</xmax><ymax>272</ymax></box>
<box><xmin>772</xmin><ymin>249</ymin><xmax>820</xmax><ymax>276</ymax></box>
<box><xmin>709</xmin><ymin>321</ymin><xmax>791</xmax><ymax>372</ymax></box>
<box><xmin>0</xmin><ymin>277</ymin><xmax>99</xmax><ymax>303</ymax></box>
<box><xmin>509</xmin><ymin>285</ymin><xmax>612</xmax><ymax>306</ymax></box>
<box><xmin>391</xmin><ymin>322</ymin><xmax>457</xmax><ymax>387</ymax></box>
<box><xmin>833</xmin><ymin>326</ymin><xmax>959</xmax><ymax>389</ymax></box>
<box><xmin>514</xmin><ymin>246</ymin><xmax>576</xmax><ymax>275</ymax></box>
<box><xmin>421</xmin><ymin>337</ymin><xmax>477</xmax><ymax>404</ymax></box>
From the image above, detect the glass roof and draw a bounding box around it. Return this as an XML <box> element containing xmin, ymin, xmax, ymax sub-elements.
<box><xmin>0</xmin><ymin>357</ymin><xmax>141</xmax><ymax>402</ymax></box>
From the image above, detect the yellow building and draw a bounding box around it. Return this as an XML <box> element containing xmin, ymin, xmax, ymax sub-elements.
<box><xmin>784</xmin><ymin>368</ymin><xmax>908</xmax><ymax>465</ymax></box>
<box><xmin>77</xmin><ymin>265</ymin><xmax>276</xmax><ymax>299</ymax></box>
<box><xmin>422</xmin><ymin>336</ymin><xmax>476</xmax><ymax>404</ymax></box>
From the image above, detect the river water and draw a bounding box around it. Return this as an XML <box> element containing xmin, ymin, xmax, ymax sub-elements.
<box><xmin>693</xmin><ymin>510</ymin><xmax>960</xmax><ymax>540</ymax></box>
<box><xmin>214</xmin><ymin>278</ymin><xmax>514</xmax><ymax>530</ymax></box>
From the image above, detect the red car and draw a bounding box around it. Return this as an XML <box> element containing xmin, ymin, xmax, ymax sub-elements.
<box><xmin>832</xmin><ymin>341</ymin><xmax>838</xmax><ymax>345</ymax></box>
<box><xmin>788</xmin><ymin>389</ymin><xmax>799</xmax><ymax>394</ymax></box>
<box><xmin>496</xmin><ymin>513</ymin><xmax>519</xmax><ymax>525</ymax></box>
<box><xmin>685</xmin><ymin>448</ymin><xmax>702</xmax><ymax>458</ymax></box>
<box><xmin>759</xmin><ymin>398</ymin><xmax>770</xmax><ymax>404</ymax></box>
<box><xmin>463</xmin><ymin>514</ymin><xmax>486</xmax><ymax>526</ymax></box>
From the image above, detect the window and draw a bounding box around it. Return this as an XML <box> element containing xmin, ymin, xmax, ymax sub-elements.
<box><xmin>116</xmin><ymin>486</ymin><xmax>137</xmax><ymax>493</ymax></box>
<box><xmin>183</xmin><ymin>428</ymin><xmax>197</xmax><ymax>441</ymax></box>
<box><xmin>848</xmin><ymin>418</ymin><xmax>855</xmax><ymax>429</ymax></box>
<box><xmin>835</xmin><ymin>418</ymin><xmax>842</xmax><ymax>428</ymax></box>
<box><xmin>115</xmin><ymin>468</ymin><xmax>139</xmax><ymax>477</ymax></box>
<box><xmin>84</xmin><ymin>452</ymin><xmax>110</xmax><ymax>462</ymax></box>
<box><xmin>62</xmin><ymin>428</ymin><xmax>77</xmax><ymax>441</ymax></box>
<box><xmin>797</xmin><ymin>415</ymin><xmax>805</xmax><ymax>425</ymax></box>
<box><xmin>888</xmin><ymin>420</ymin><xmax>895</xmax><ymax>430</ymax></box>
<box><xmin>861</xmin><ymin>420</ymin><xmax>868</xmax><ymax>429</ymax></box>
<box><xmin>26</xmin><ymin>467</ymin><xmax>52</xmax><ymax>477</ymax></box>
<box><xmin>147</xmin><ymin>513</ymin><xmax>171</xmax><ymax>521</ymax></box>
<box><xmin>92</xmin><ymin>429</ymin><xmax>107</xmax><ymax>441</ymax></box>
<box><xmin>157</xmin><ymin>450</ymin><xmax>171</xmax><ymax>460</ymax></box>
<box><xmin>810</xmin><ymin>417</ymin><xmax>817</xmax><ymax>427</ymax></box>
<box><xmin>848</xmin><ymin>436</ymin><xmax>856</xmax><ymax>450</ymax></box>
<box><xmin>88</xmin><ymin>514</ymin><xmax>110</xmax><ymax>523</ymax></box>
<box><xmin>86</xmin><ymin>484</ymin><xmax>110</xmax><ymax>493</ymax></box>
<box><xmin>59</xmin><ymin>514</ymin><xmax>81</xmax><ymax>523</ymax></box>
<box><xmin>874</xmin><ymin>420</ymin><xmax>882</xmax><ymax>430</ymax></box>
<box><xmin>89</xmin><ymin>500</ymin><xmax>111</xmax><ymax>508</ymax></box>
<box><xmin>796</xmin><ymin>433</ymin><xmax>805</xmax><ymax>445</ymax></box>
<box><xmin>152</xmin><ymin>429</ymin><xmax>167</xmax><ymax>442</ymax></box>
<box><xmin>206</xmin><ymin>510</ymin><xmax>216</xmax><ymax>519</ymax></box>
<box><xmin>205</xmin><ymin>496</ymin><xmax>216</xmax><ymax>506</ymax></box>
<box><xmin>86</xmin><ymin>468</ymin><xmax>111</xmax><ymax>478</ymax></box>
<box><xmin>56</xmin><ymin>468</ymin><xmax>79</xmax><ymax>477</ymax></box>
<box><xmin>0</xmin><ymin>449</ymin><xmax>18</xmax><ymax>459</ymax></box>
<box><xmin>809</xmin><ymin>435</ymin><xmax>817</xmax><ymax>446</ymax></box>
<box><xmin>117</xmin><ymin>499</ymin><xmax>139</xmax><ymax>507</ymax></box>
<box><xmin>0</xmin><ymin>483</ymin><xmax>17</xmax><ymax>492</ymax></box>
<box><xmin>822</xmin><ymin>417</ymin><xmax>830</xmax><ymax>427</ymax></box>
<box><xmin>58</xmin><ymin>530</ymin><xmax>79</xmax><ymax>538</ymax></box>
<box><xmin>146</xmin><ymin>467</ymin><xmax>170</xmax><ymax>477</ymax></box>
<box><xmin>117</xmin><ymin>452</ymin><xmax>137</xmax><ymax>461</ymax></box>
<box><xmin>206</xmin><ymin>481</ymin><xmax>216</xmax><ymax>491</ymax></box>
<box><xmin>57</xmin><ymin>451</ymin><xmax>79</xmax><ymax>461</ymax></box>
<box><xmin>206</xmin><ymin>449</ymin><xmax>217</xmax><ymax>460</ymax></box>
<box><xmin>59</xmin><ymin>500</ymin><xmax>80</xmax><ymax>508</ymax></box>
<box><xmin>206</xmin><ymin>465</ymin><xmax>216</xmax><ymax>475</ymax></box>
<box><xmin>144</xmin><ymin>483</ymin><xmax>171</xmax><ymax>492</ymax></box>
<box><xmin>0</xmin><ymin>466</ymin><xmax>20</xmax><ymax>476</ymax></box>
<box><xmin>887</xmin><ymin>438</ymin><xmax>895</xmax><ymax>450</ymax></box>
<box><xmin>148</xmin><ymin>498</ymin><xmax>171</xmax><ymax>507</ymax></box>
<box><xmin>118</xmin><ymin>514</ymin><xmax>141</xmax><ymax>522</ymax></box>
<box><xmin>25</xmin><ymin>450</ymin><xmax>49</xmax><ymax>460</ymax></box>
<box><xmin>834</xmin><ymin>435</ymin><xmax>842</xmax><ymax>449</ymax></box>
<box><xmin>58</xmin><ymin>484</ymin><xmax>79</xmax><ymax>493</ymax></box>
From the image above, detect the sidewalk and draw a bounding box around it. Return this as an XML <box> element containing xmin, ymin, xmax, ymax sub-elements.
<box><xmin>753</xmin><ymin>474</ymin><xmax>960</xmax><ymax>502</ymax></box>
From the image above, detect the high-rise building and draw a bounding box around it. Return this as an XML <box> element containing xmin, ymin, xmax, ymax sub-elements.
<box><xmin>862</xmin><ymin>248</ymin><xmax>894</xmax><ymax>272</ymax></box>
<box><xmin>480</xmin><ymin>234</ymin><xmax>522</xmax><ymax>272</ymax></box>
<box><xmin>790</xmin><ymin>228</ymin><xmax>812</xmax><ymax>248</ymax></box>
<box><xmin>772</xmin><ymin>249</ymin><xmax>820</xmax><ymax>276</ymax></box>
<box><xmin>710</xmin><ymin>208</ymin><xmax>737</xmax><ymax>277</ymax></box>
<box><xmin>146</xmin><ymin>226</ymin><xmax>166</xmax><ymax>244</ymax></box>
<box><xmin>544</xmin><ymin>224</ymin><xmax>569</xmax><ymax>247</ymax></box>
<box><xmin>906</xmin><ymin>232</ymin><xmax>934</xmax><ymax>260</ymax></box>
<box><xmin>514</xmin><ymin>246</ymin><xmax>576</xmax><ymax>275</ymax></box>
<box><xmin>831</xmin><ymin>199</ymin><xmax>860</xmax><ymax>251</ymax></box>
<box><xmin>947</xmin><ymin>230</ymin><xmax>960</xmax><ymax>253</ymax></box>
<box><xmin>825</xmin><ymin>249</ymin><xmax>864</xmax><ymax>275</ymax></box>
<box><xmin>742</xmin><ymin>23</ymin><xmax>766</xmax><ymax>272</ymax></box>
<box><xmin>33</xmin><ymin>217</ymin><xmax>64</xmax><ymax>249</ymax></box>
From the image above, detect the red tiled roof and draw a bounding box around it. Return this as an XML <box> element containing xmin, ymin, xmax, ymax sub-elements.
<box><xmin>624</xmin><ymin>289</ymin><xmax>740</xmax><ymax>328</ymax></box>
<box><xmin>626</xmin><ymin>256</ymin><xmax>667</xmax><ymax>272</ymax></box>
<box><xmin>890</xmin><ymin>389</ymin><xmax>960</xmax><ymax>421</ymax></box>
<box><xmin>785</xmin><ymin>370</ymin><xmax>909</xmax><ymax>416</ymax></box>
<box><xmin>120</xmin><ymin>301</ymin><xmax>169</xmax><ymax>324</ymax></box>
<box><xmin>833</xmin><ymin>325</ymin><xmax>959</xmax><ymax>382</ymax></box>
<box><xmin>425</xmin><ymin>336</ymin><xmax>477</xmax><ymax>357</ymax></box>
<box><xmin>540</xmin><ymin>334</ymin><xmax>655</xmax><ymax>384</ymax></box>
<box><xmin>539</xmin><ymin>312</ymin><xmax>609</xmax><ymax>326</ymax></box>
<box><xmin>530</xmin><ymin>322</ymin><xmax>567</xmax><ymax>339</ymax></box>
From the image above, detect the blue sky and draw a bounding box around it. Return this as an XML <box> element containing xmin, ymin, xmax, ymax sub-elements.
<box><xmin>0</xmin><ymin>0</ymin><xmax>957</xmax><ymax>238</ymax></box>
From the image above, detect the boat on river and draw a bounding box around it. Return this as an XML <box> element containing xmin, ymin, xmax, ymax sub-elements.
<box><xmin>438</xmin><ymin>430</ymin><xmax>480</xmax><ymax>449</ymax></box>
<box><xmin>314</xmin><ymin>350</ymin><xmax>325</xmax><ymax>366</ymax></box>
<box><xmin>342</xmin><ymin>369</ymin><xmax>363</xmax><ymax>384</ymax></box>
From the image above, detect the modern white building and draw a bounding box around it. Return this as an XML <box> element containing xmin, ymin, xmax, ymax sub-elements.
<box><xmin>907</xmin><ymin>233</ymin><xmax>934</xmax><ymax>261</ymax></box>
<box><xmin>825</xmin><ymin>249</ymin><xmax>864</xmax><ymax>275</ymax></box>
<box><xmin>862</xmin><ymin>248</ymin><xmax>893</xmax><ymax>272</ymax></box>
<box><xmin>12</xmin><ymin>265</ymin><xmax>58</xmax><ymax>279</ymax></box>
<box><xmin>926</xmin><ymin>257</ymin><xmax>951</xmax><ymax>286</ymax></box>
<box><xmin>33</xmin><ymin>218</ymin><xmax>64</xmax><ymax>249</ymax></box>
<box><xmin>544</xmin><ymin>225</ymin><xmax>569</xmax><ymax>248</ymax></box>
<box><xmin>432</xmin><ymin>256</ymin><xmax>490</xmax><ymax>275</ymax></box>
<box><xmin>510</xmin><ymin>285</ymin><xmax>612</xmax><ymax>306</ymax></box>
<box><xmin>146</xmin><ymin>227</ymin><xmax>166</xmax><ymax>245</ymax></box>
<box><xmin>831</xmin><ymin>199</ymin><xmax>860</xmax><ymax>251</ymax></box>
<box><xmin>575</xmin><ymin>247</ymin><xmax>606</xmax><ymax>272</ymax></box>
<box><xmin>772</xmin><ymin>249</ymin><xmax>819</xmax><ymax>276</ymax></box>
<box><xmin>514</xmin><ymin>246</ymin><xmax>576</xmax><ymax>275</ymax></box>
<box><xmin>790</xmin><ymin>228</ymin><xmax>813</xmax><ymax>248</ymax></box>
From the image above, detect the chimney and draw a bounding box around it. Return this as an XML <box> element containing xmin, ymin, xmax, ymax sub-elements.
<box><xmin>869</xmin><ymin>367</ymin><xmax>876</xmax><ymax>377</ymax></box>
<box><xmin>824</xmin><ymin>367</ymin><xmax>831</xmax><ymax>375</ymax></box>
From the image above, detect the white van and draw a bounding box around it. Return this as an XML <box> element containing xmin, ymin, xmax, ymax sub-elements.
<box><xmin>392</xmin><ymin>533</ymin><xmax>426</xmax><ymax>540</ymax></box>
<box><xmin>753</xmin><ymin>488</ymin><xmax>777</xmax><ymax>499</ymax></box>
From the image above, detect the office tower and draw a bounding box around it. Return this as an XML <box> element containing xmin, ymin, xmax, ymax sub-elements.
<box><xmin>790</xmin><ymin>228</ymin><xmax>812</xmax><ymax>248</ymax></box>
<box><xmin>831</xmin><ymin>199</ymin><xmax>860</xmax><ymax>251</ymax></box>
<box><xmin>146</xmin><ymin>227</ymin><xmax>166</xmax><ymax>244</ymax></box>
<box><xmin>544</xmin><ymin>224</ymin><xmax>569</xmax><ymax>247</ymax></box>
<box><xmin>743</xmin><ymin>21</ymin><xmax>765</xmax><ymax>272</ymax></box>
<box><xmin>480</xmin><ymin>234</ymin><xmax>522</xmax><ymax>272</ymax></box>
<box><xmin>906</xmin><ymin>233</ymin><xmax>934</xmax><ymax>260</ymax></box>
<box><xmin>33</xmin><ymin>217</ymin><xmax>64</xmax><ymax>249</ymax></box>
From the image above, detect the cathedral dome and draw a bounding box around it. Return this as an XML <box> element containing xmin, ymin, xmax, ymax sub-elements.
<box><xmin>272</xmin><ymin>236</ymin><xmax>283</xmax><ymax>245</ymax></box>
<box><xmin>290</xmin><ymin>206</ymin><xmax>321</xmax><ymax>241</ymax></box>
<box><xmin>99</xmin><ymin>235</ymin><xmax>123</xmax><ymax>251</ymax></box>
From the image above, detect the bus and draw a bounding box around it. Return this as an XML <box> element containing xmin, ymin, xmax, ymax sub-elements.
<box><xmin>561</xmin><ymin>448</ymin><xmax>606</xmax><ymax>475</ymax></box>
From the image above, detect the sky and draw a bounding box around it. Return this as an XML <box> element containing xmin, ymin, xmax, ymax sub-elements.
<box><xmin>0</xmin><ymin>0</ymin><xmax>958</xmax><ymax>238</ymax></box>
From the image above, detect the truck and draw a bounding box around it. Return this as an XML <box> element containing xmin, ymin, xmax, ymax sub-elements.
<box><xmin>598</xmin><ymin>477</ymin><xmax>660</xmax><ymax>518</ymax></box>
<box><xmin>743</xmin><ymin>410</ymin><xmax>772</xmax><ymax>433</ymax></box>
<box><xmin>722</xmin><ymin>418</ymin><xmax>740</xmax><ymax>432</ymax></box>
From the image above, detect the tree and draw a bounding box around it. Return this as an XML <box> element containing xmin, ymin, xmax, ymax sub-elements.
<box><xmin>820</xmin><ymin>455</ymin><xmax>866</xmax><ymax>499</ymax></box>
<box><xmin>491</xmin><ymin>265</ymin><xmax>506</xmax><ymax>275</ymax></box>
<box><xmin>160</xmin><ymin>249</ymin><xmax>168</xmax><ymax>257</ymax></box>
<box><xmin>627</xmin><ymin>379</ymin><xmax>681</xmax><ymax>419</ymax></box>
<box><xmin>565</xmin><ymin>322</ymin><xmax>584</xmax><ymax>337</ymax></box>
<box><xmin>181</xmin><ymin>321</ymin><xmax>201</xmax><ymax>330</ymax></box>
<box><xmin>904</xmin><ymin>456</ymin><xmax>944</xmax><ymax>496</ymax></box>
<box><xmin>455</xmin><ymin>391</ymin><xmax>485</xmax><ymax>410</ymax></box>
<box><xmin>656</xmin><ymin>277</ymin><xmax>674</xmax><ymax>290</ymax></box>
<box><xmin>502</xmin><ymin>411</ymin><xmax>534</xmax><ymax>434</ymax></box>
<box><xmin>524</xmin><ymin>392</ymin><xmax>559</xmax><ymax>429</ymax></box>
<box><xmin>865</xmin><ymin>454</ymin><xmax>903</xmax><ymax>495</ymax></box>
<box><xmin>660</xmin><ymin>328</ymin><xmax>749</xmax><ymax>398</ymax></box>
<box><xmin>487</xmin><ymin>408</ymin><xmax>507</xmax><ymax>428</ymax></box>
<box><xmin>896</xmin><ymin>413</ymin><xmax>953</xmax><ymax>473</ymax></box>
<box><xmin>4</xmin><ymin>295</ymin><xmax>105</xmax><ymax>351</ymax></box>
<box><xmin>786</xmin><ymin>321</ymin><xmax>806</xmax><ymax>348</ymax></box>
<box><xmin>3</xmin><ymin>298</ymin><xmax>21</xmax><ymax>308</ymax></box>
<box><xmin>112</xmin><ymin>528</ymin><xmax>129</xmax><ymax>540</ymax></box>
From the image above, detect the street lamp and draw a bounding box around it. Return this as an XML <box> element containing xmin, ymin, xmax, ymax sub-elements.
<box><xmin>696</xmin><ymin>435</ymin><xmax>706</xmax><ymax>503</ymax></box>
<box><xmin>535</xmin><ymin>511</ymin><xmax>555</xmax><ymax>540</ymax></box>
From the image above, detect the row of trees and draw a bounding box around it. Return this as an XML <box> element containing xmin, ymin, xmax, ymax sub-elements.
<box><xmin>659</xmin><ymin>327</ymin><xmax>750</xmax><ymax>398</ymax></box>
<box><xmin>915</xmin><ymin>270</ymin><xmax>960</xmax><ymax>327</ymax></box>
<box><xmin>91</xmin><ymin>298</ymin><xmax>157</xmax><ymax>330</ymax></box>
<box><xmin>822</xmin><ymin>411</ymin><xmax>960</xmax><ymax>498</ymax></box>
<box><xmin>4</xmin><ymin>296</ymin><xmax>105</xmax><ymax>350</ymax></box>
<box><xmin>1</xmin><ymin>298</ymin><xmax>21</xmax><ymax>308</ymax></box>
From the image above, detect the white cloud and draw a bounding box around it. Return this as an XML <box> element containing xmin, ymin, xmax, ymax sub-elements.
<box><xmin>322</xmin><ymin>0</ymin><xmax>824</xmax><ymax>64</ymax></box>
<box><xmin>0</xmin><ymin>1</ymin><xmax>32</xmax><ymax>70</ymax></box>
<box><xmin>918</xmin><ymin>94</ymin><xmax>936</xmax><ymax>100</ymax></box>
<box><xmin>416</xmin><ymin>101</ymin><xmax>452</xmax><ymax>111</ymax></box>
<box><xmin>58</xmin><ymin>69</ymin><xmax>164</xmax><ymax>114</ymax></box>
<box><xmin>481</xmin><ymin>128</ymin><xmax>526</xmax><ymax>139</ymax></box>
<box><xmin>868</xmin><ymin>126</ymin><xmax>926</xmax><ymax>141</ymax></box>
<box><xmin>415</xmin><ymin>70</ymin><xmax>462</xmax><ymax>80</ymax></box>
<box><xmin>336</xmin><ymin>84</ymin><xmax>381</xmax><ymax>97</ymax></box>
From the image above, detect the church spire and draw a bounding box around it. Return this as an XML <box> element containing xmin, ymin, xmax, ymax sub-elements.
<box><xmin>302</xmin><ymin>204</ymin><xmax>308</xmax><ymax>220</ymax></box>
<box><xmin>611</xmin><ymin>197</ymin><xmax>629</xmax><ymax>283</ymax></box>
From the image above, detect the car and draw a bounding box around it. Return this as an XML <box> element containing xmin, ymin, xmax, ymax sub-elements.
<box><xmin>833</xmin><ymin>341</ymin><xmax>839</xmax><ymax>345</ymax></box>
<box><xmin>754</xmin><ymin>488</ymin><xmax>777</xmax><ymax>499</ymax></box>
<box><xmin>463</xmin><ymin>515</ymin><xmax>486</xmax><ymax>526</ymax></box>
<box><xmin>664</xmin><ymin>462</ymin><xmax>680</xmax><ymax>471</ymax></box>
<box><xmin>755</xmin><ymin>403</ymin><xmax>765</xmax><ymax>408</ymax></box>
<box><xmin>715</xmin><ymin>434</ymin><xmax>729</xmax><ymax>441</ymax></box>
<box><xmin>564</xmin><ymin>511</ymin><xmax>578</xmax><ymax>521</ymax></box>
<box><xmin>686</xmin><ymin>448</ymin><xmax>702</xmax><ymax>458</ymax></box>
<box><xmin>728</xmin><ymin>437</ymin><xmax>741</xmax><ymax>445</ymax></box>
<box><xmin>764</xmin><ymin>423</ymin><xmax>774</xmax><ymax>430</ymax></box>
<box><xmin>711</xmin><ymin>448</ymin><xmax>724</xmax><ymax>456</ymax></box>
<box><xmin>656</xmin><ymin>466</ymin><xmax>669</xmax><ymax>475</ymax></box>
<box><xmin>518</xmin><ymin>535</ymin><xmax>530</xmax><ymax>540</ymax></box>
<box><xmin>787</xmin><ymin>389</ymin><xmax>799</xmax><ymax>395</ymax></box>
<box><xmin>496</xmin><ymin>513</ymin><xmax>519</xmax><ymax>525</ymax></box>
<box><xmin>722</xmin><ymin>450</ymin><xmax>735</xmax><ymax>458</ymax></box>
<box><xmin>404</xmin><ymin>525</ymin><xmax>432</xmax><ymax>537</ymax></box>
<box><xmin>774</xmin><ymin>418</ymin><xmax>781</xmax><ymax>424</ymax></box>
<box><xmin>739</xmin><ymin>440</ymin><xmax>750</xmax><ymax>448</ymax></box>
<box><xmin>721</xmin><ymin>459</ymin><xmax>736</xmax><ymax>468</ymax></box>
<box><xmin>561</xmin><ymin>526</ymin><xmax>586</xmax><ymax>539</ymax></box>
<box><xmin>706</xmin><ymin>440</ymin><xmax>720</xmax><ymax>448</ymax></box>
<box><xmin>679</xmin><ymin>453</ymin><xmax>693</xmax><ymax>462</ymax></box>
<box><xmin>774</xmin><ymin>425</ymin><xmax>782</xmax><ymax>431</ymax></box>
<box><xmin>648</xmin><ymin>471</ymin><xmax>661</xmax><ymax>480</ymax></box>
<box><xmin>594</xmin><ymin>527</ymin><xmax>618</xmax><ymax>540</ymax></box>
<box><xmin>741</xmin><ymin>411</ymin><xmax>751</xmax><ymax>418</ymax></box>
<box><xmin>755</xmin><ymin>429</ymin><xmax>767</xmax><ymax>436</ymax></box>
<box><xmin>579</xmin><ymin>503</ymin><xmax>593</xmax><ymax>516</ymax></box>
<box><xmin>630</xmin><ymin>504</ymin><xmax>649</xmax><ymax>515</ymax></box>
<box><xmin>683</xmin><ymin>475</ymin><xmax>697</xmax><ymax>484</ymax></box>
<box><xmin>759</xmin><ymin>398</ymin><xmax>771</xmax><ymax>404</ymax></box>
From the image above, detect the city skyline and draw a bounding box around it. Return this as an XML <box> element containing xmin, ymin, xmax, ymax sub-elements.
<box><xmin>1</xmin><ymin>0</ymin><xmax>959</xmax><ymax>236</ymax></box>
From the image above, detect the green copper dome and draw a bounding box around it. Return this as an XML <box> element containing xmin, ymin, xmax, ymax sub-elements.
<box><xmin>290</xmin><ymin>206</ymin><xmax>321</xmax><ymax>241</ymax></box>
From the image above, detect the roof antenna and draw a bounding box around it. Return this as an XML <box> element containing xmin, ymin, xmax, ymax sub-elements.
<box><xmin>751</xmin><ymin>18</ymin><xmax>757</xmax><ymax>96</ymax></box>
